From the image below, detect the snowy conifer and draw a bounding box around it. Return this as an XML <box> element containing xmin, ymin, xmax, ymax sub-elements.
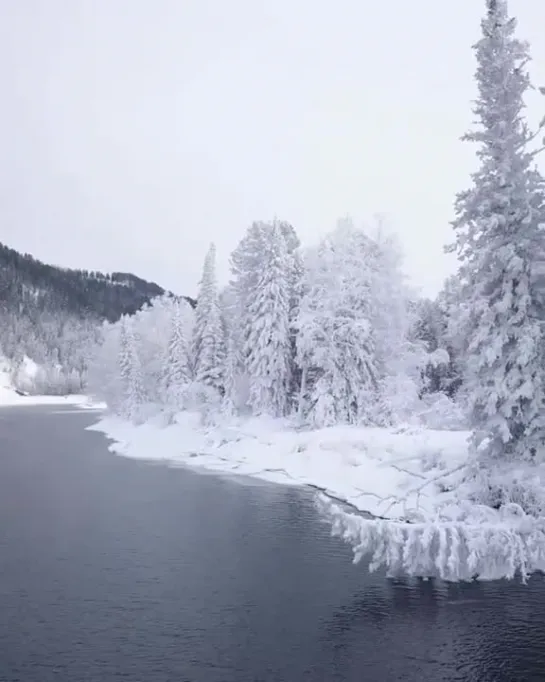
<box><xmin>161</xmin><ymin>299</ymin><xmax>191</xmax><ymax>413</ymax></box>
<box><xmin>118</xmin><ymin>316</ymin><xmax>145</xmax><ymax>422</ymax></box>
<box><xmin>244</xmin><ymin>222</ymin><xmax>292</xmax><ymax>416</ymax></box>
<box><xmin>287</xmin><ymin>246</ymin><xmax>305</xmax><ymax>410</ymax></box>
<box><xmin>367</xmin><ymin>227</ymin><xmax>426</xmax><ymax>425</ymax></box>
<box><xmin>221</xmin><ymin>331</ymin><xmax>238</xmax><ymax>415</ymax></box>
<box><xmin>230</xmin><ymin>222</ymin><xmax>268</xmax><ymax>307</ymax></box>
<box><xmin>216</xmin><ymin>284</ymin><xmax>242</xmax><ymax>414</ymax></box>
<box><xmin>449</xmin><ymin>0</ymin><xmax>545</xmax><ymax>462</ymax></box>
<box><xmin>192</xmin><ymin>244</ymin><xmax>225</xmax><ymax>393</ymax></box>
<box><xmin>230</xmin><ymin>219</ymin><xmax>303</xmax><ymax>415</ymax></box>
<box><xmin>296</xmin><ymin>221</ymin><xmax>379</xmax><ymax>426</ymax></box>
<box><xmin>118</xmin><ymin>317</ymin><xmax>132</xmax><ymax>405</ymax></box>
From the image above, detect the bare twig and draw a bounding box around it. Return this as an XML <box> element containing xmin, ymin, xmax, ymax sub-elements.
<box><xmin>388</xmin><ymin>463</ymin><xmax>427</xmax><ymax>480</ymax></box>
<box><xmin>407</xmin><ymin>463</ymin><xmax>467</xmax><ymax>497</ymax></box>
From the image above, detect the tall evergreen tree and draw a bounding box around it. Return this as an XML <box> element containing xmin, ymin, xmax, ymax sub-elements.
<box><xmin>192</xmin><ymin>244</ymin><xmax>225</xmax><ymax>392</ymax></box>
<box><xmin>244</xmin><ymin>223</ymin><xmax>292</xmax><ymax>416</ymax></box>
<box><xmin>161</xmin><ymin>300</ymin><xmax>191</xmax><ymax>413</ymax></box>
<box><xmin>118</xmin><ymin>317</ymin><xmax>131</xmax><ymax>406</ymax></box>
<box><xmin>448</xmin><ymin>0</ymin><xmax>545</xmax><ymax>462</ymax></box>
<box><xmin>296</xmin><ymin>222</ymin><xmax>379</xmax><ymax>426</ymax></box>
<box><xmin>118</xmin><ymin>316</ymin><xmax>145</xmax><ymax>422</ymax></box>
<box><xmin>287</xmin><ymin>246</ymin><xmax>305</xmax><ymax>409</ymax></box>
<box><xmin>221</xmin><ymin>331</ymin><xmax>238</xmax><ymax>415</ymax></box>
<box><xmin>230</xmin><ymin>219</ymin><xmax>303</xmax><ymax>413</ymax></box>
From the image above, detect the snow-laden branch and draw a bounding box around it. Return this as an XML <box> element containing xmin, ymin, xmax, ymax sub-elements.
<box><xmin>317</xmin><ymin>494</ymin><xmax>545</xmax><ymax>582</ymax></box>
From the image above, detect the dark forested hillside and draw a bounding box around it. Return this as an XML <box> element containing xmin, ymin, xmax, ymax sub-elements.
<box><xmin>0</xmin><ymin>242</ymin><xmax>171</xmax><ymax>322</ymax></box>
<box><xmin>0</xmin><ymin>242</ymin><xmax>193</xmax><ymax>395</ymax></box>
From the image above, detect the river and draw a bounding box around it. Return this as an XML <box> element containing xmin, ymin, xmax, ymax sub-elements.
<box><xmin>1</xmin><ymin>405</ymin><xmax>545</xmax><ymax>681</ymax></box>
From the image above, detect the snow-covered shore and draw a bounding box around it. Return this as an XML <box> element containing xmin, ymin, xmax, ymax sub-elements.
<box><xmin>89</xmin><ymin>412</ymin><xmax>469</xmax><ymax>518</ymax></box>
<box><xmin>87</xmin><ymin>412</ymin><xmax>545</xmax><ymax>582</ymax></box>
<box><xmin>0</xmin><ymin>383</ymin><xmax>104</xmax><ymax>408</ymax></box>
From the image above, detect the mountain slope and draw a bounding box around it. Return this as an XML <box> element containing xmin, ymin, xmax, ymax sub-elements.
<box><xmin>0</xmin><ymin>242</ymin><xmax>194</xmax><ymax>394</ymax></box>
<box><xmin>0</xmin><ymin>242</ymin><xmax>179</xmax><ymax>322</ymax></box>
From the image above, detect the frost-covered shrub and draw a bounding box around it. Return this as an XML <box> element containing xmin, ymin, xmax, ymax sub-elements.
<box><xmin>11</xmin><ymin>357</ymin><xmax>84</xmax><ymax>396</ymax></box>
<box><xmin>183</xmin><ymin>381</ymin><xmax>222</xmax><ymax>424</ymax></box>
<box><xmin>469</xmin><ymin>465</ymin><xmax>545</xmax><ymax>518</ymax></box>
<box><xmin>416</xmin><ymin>393</ymin><xmax>467</xmax><ymax>431</ymax></box>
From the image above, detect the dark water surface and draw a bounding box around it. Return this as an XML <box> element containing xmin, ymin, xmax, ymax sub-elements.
<box><xmin>1</xmin><ymin>406</ymin><xmax>545</xmax><ymax>682</ymax></box>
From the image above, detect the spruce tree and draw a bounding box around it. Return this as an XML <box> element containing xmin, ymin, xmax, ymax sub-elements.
<box><xmin>161</xmin><ymin>300</ymin><xmax>191</xmax><ymax>412</ymax></box>
<box><xmin>118</xmin><ymin>317</ymin><xmax>132</xmax><ymax>416</ymax></box>
<box><xmin>118</xmin><ymin>316</ymin><xmax>144</xmax><ymax>422</ymax></box>
<box><xmin>449</xmin><ymin>0</ymin><xmax>545</xmax><ymax>462</ymax></box>
<box><xmin>244</xmin><ymin>222</ymin><xmax>292</xmax><ymax>416</ymax></box>
<box><xmin>221</xmin><ymin>331</ymin><xmax>238</xmax><ymax>415</ymax></box>
<box><xmin>192</xmin><ymin>244</ymin><xmax>225</xmax><ymax>393</ymax></box>
<box><xmin>296</xmin><ymin>223</ymin><xmax>379</xmax><ymax>426</ymax></box>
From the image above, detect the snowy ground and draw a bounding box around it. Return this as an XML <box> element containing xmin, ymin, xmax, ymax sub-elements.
<box><xmin>89</xmin><ymin>413</ymin><xmax>469</xmax><ymax>518</ymax></box>
<box><xmin>89</xmin><ymin>411</ymin><xmax>545</xmax><ymax>582</ymax></box>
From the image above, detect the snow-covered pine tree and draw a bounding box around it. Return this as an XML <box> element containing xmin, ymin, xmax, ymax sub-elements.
<box><xmin>118</xmin><ymin>316</ymin><xmax>131</xmax><ymax>408</ymax></box>
<box><xmin>435</xmin><ymin>275</ymin><xmax>466</xmax><ymax>400</ymax></box>
<box><xmin>366</xmin><ymin>223</ymin><xmax>427</xmax><ymax>426</ymax></box>
<box><xmin>231</xmin><ymin>219</ymin><xmax>300</xmax><ymax>314</ymax></box>
<box><xmin>411</xmin><ymin>295</ymin><xmax>462</xmax><ymax>402</ymax></box>
<box><xmin>230</xmin><ymin>223</ymin><xmax>270</xmax><ymax>410</ymax></box>
<box><xmin>192</xmin><ymin>244</ymin><xmax>225</xmax><ymax>393</ymax></box>
<box><xmin>87</xmin><ymin>320</ymin><xmax>121</xmax><ymax>411</ymax></box>
<box><xmin>221</xmin><ymin>331</ymin><xmax>238</xmax><ymax>416</ymax></box>
<box><xmin>230</xmin><ymin>222</ymin><xmax>269</xmax><ymax>312</ymax></box>
<box><xmin>296</xmin><ymin>221</ymin><xmax>379</xmax><ymax>427</ymax></box>
<box><xmin>118</xmin><ymin>316</ymin><xmax>145</xmax><ymax>422</ymax></box>
<box><xmin>230</xmin><ymin>219</ymin><xmax>302</xmax><ymax>414</ymax></box>
<box><xmin>448</xmin><ymin>0</ymin><xmax>545</xmax><ymax>462</ymax></box>
<box><xmin>287</xmin><ymin>245</ymin><xmax>305</xmax><ymax>410</ymax></box>
<box><xmin>129</xmin><ymin>324</ymin><xmax>146</xmax><ymax>421</ymax></box>
<box><xmin>161</xmin><ymin>299</ymin><xmax>191</xmax><ymax>414</ymax></box>
<box><xmin>217</xmin><ymin>284</ymin><xmax>241</xmax><ymax>414</ymax></box>
<box><xmin>244</xmin><ymin>222</ymin><xmax>292</xmax><ymax>416</ymax></box>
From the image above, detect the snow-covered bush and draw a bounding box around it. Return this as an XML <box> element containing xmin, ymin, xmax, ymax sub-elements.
<box><xmin>183</xmin><ymin>381</ymin><xmax>222</xmax><ymax>425</ymax></box>
<box><xmin>11</xmin><ymin>356</ymin><xmax>84</xmax><ymax>396</ymax></box>
<box><xmin>415</xmin><ymin>393</ymin><xmax>467</xmax><ymax>431</ymax></box>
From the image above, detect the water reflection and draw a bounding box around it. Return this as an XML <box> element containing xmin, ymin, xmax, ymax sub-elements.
<box><xmin>320</xmin><ymin>571</ymin><xmax>545</xmax><ymax>682</ymax></box>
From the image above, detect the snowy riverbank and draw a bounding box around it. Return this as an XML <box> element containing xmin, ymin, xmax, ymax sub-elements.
<box><xmin>89</xmin><ymin>412</ymin><xmax>469</xmax><ymax>518</ymax></box>
<box><xmin>88</xmin><ymin>412</ymin><xmax>545</xmax><ymax>581</ymax></box>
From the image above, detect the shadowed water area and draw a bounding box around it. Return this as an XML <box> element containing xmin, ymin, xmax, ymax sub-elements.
<box><xmin>1</xmin><ymin>405</ymin><xmax>545</xmax><ymax>682</ymax></box>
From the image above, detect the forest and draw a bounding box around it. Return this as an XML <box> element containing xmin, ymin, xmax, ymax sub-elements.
<box><xmin>88</xmin><ymin>221</ymin><xmax>462</xmax><ymax>431</ymax></box>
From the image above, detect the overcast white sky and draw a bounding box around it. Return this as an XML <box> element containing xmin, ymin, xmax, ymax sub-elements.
<box><xmin>1</xmin><ymin>1</ymin><xmax>545</xmax><ymax>298</ymax></box>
